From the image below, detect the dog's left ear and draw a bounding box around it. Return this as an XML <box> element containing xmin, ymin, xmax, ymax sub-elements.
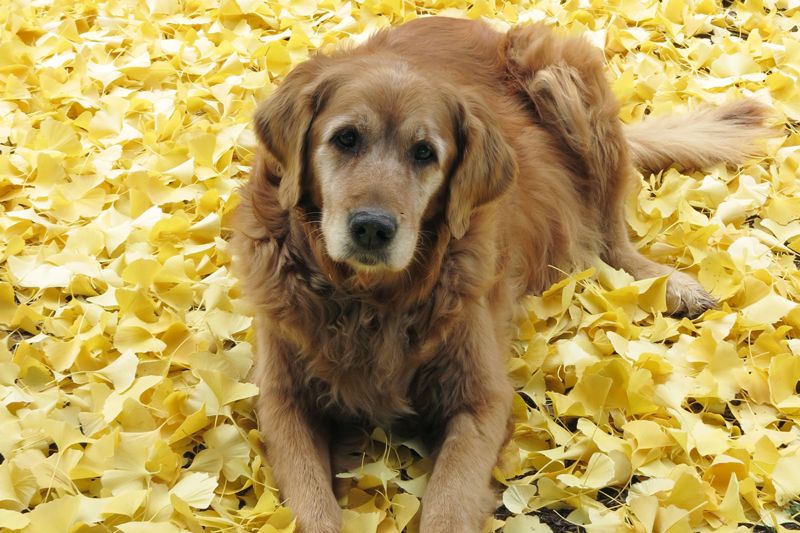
<box><xmin>446</xmin><ymin>92</ymin><xmax>518</xmax><ymax>239</ymax></box>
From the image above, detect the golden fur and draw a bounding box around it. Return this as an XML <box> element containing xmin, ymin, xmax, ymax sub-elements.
<box><xmin>232</xmin><ymin>17</ymin><xmax>770</xmax><ymax>533</ymax></box>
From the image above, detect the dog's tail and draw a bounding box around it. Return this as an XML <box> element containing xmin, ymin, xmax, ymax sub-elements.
<box><xmin>624</xmin><ymin>100</ymin><xmax>776</xmax><ymax>172</ymax></box>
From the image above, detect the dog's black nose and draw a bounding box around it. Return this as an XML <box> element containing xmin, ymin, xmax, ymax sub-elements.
<box><xmin>348</xmin><ymin>209</ymin><xmax>397</xmax><ymax>250</ymax></box>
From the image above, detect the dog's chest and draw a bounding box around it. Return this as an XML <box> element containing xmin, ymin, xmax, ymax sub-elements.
<box><xmin>295</xmin><ymin>300</ymin><xmax>428</xmax><ymax>423</ymax></box>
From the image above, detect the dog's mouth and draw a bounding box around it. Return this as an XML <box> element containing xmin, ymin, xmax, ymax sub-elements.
<box><xmin>344</xmin><ymin>247</ymin><xmax>389</xmax><ymax>270</ymax></box>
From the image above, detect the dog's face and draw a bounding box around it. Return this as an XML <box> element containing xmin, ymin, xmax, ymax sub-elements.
<box><xmin>254</xmin><ymin>56</ymin><xmax>517</xmax><ymax>273</ymax></box>
<box><xmin>309</xmin><ymin>66</ymin><xmax>457</xmax><ymax>271</ymax></box>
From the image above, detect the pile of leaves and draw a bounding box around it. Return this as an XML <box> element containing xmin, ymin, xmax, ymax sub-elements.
<box><xmin>0</xmin><ymin>0</ymin><xmax>798</xmax><ymax>531</ymax></box>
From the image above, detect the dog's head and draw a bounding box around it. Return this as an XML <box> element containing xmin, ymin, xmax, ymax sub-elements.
<box><xmin>254</xmin><ymin>54</ymin><xmax>517</xmax><ymax>273</ymax></box>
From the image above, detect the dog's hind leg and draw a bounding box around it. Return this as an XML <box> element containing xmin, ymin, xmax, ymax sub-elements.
<box><xmin>504</xmin><ymin>24</ymin><xmax>717</xmax><ymax>317</ymax></box>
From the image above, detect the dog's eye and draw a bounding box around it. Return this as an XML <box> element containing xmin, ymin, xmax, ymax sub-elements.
<box><xmin>413</xmin><ymin>142</ymin><xmax>435</xmax><ymax>162</ymax></box>
<box><xmin>333</xmin><ymin>129</ymin><xmax>358</xmax><ymax>151</ymax></box>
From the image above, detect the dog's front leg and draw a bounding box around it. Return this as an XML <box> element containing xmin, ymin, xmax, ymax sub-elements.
<box><xmin>419</xmin><ymin>310</ymin><xmax>513</xmax><ymax>533</ymax></box>
<box><xmin>420</xmin><ymin>407</ymin><xmax>510</xmax><ymax>532</ymax></box>
<box><xmin>253</xmin><ymin>326</ymin><xmax>341</xmax><ymax>533</ymax></box>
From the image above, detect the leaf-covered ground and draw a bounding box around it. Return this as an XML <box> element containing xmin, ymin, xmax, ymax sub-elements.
<box><xmin>1</xmin><ymin>0</ymin><xmax>799</xmax><ymax>531</ymax></box>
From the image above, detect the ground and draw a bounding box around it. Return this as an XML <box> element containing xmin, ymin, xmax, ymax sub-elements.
<box><xmin>1</xmin><ymin>0</ymin><xmax>799</xmax><ymax>532</ymax></box>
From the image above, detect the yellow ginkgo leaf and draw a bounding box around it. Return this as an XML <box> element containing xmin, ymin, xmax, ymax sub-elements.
<box><xmin>0</xmin><ymin>509</ymin><xmax>30</xmax><ymax>530</ymax></box>
<box><xmin>342</xmin><ymin>510</ymin><xmax>383</xmax><ymax>533</ymax></box>
<box><xmin>169</xmin><ymin>472</ymin><xmax>217</xmax><ymax>509</ymax></box>
<box><xmin>502</xmin><ymin>483</ymin><xmax>537</xmax><ymax>514</ymax></box>
<box><xmin>113</xmin><ymin>325</ymin><xmax>167</xmax><ymax>354</ymax></box>
<box><xmin>504</xmin><ymin>514</ymin><xmax>553</xmax><ymax>533</ymax></box>
<box><xmin>771</xmin><ymin>454</ymin><xmax>800</xmax><ymax>506</ymax></box>
<box><xmin>741</xmin><ymin>292</ymin><xmax>798</xmax><ymax>325</ymax></box>
<box><xmin>117</xmin><ymin>522</ymin><xmax>185</xmax><ymax>533</ymax></box>
<box><xmin>557</xmin><ymin>453</ymin><xmax>616</xmax><ymax>489</ymax></box>
<box><xmin>390</xmin><ymin>493</ymin><xmax>419</xmax><ymax>532</ymax></box>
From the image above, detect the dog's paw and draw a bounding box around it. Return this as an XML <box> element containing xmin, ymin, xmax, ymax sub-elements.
<box><xmin>666</xmin><ymin>270</ymin><xmax>718</xmax><ymax>319</ymax></box>
<box><xmin>293</xmin><ymin>502</ymin><xmax>342</xmax><ymax>533</ymax></box>
<box><xmin>420</xmin><ymin>516</ymin><xmax>478</xmax><ymax>533</ymax></box>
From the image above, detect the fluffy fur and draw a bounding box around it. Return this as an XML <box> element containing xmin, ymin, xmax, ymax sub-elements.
<box><xmin>232</xmin><ymin>17</ymin><xmax>770</xmax><ymax>533</ymax></box>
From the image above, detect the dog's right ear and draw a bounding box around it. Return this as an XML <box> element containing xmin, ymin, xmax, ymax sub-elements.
<box><xmin>254</xmin><ymin>58</ymin><xmax>333</xmax><ymax>210</ymax></box>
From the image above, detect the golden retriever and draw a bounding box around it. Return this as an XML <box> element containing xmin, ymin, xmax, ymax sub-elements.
<box><xmin>232</xmin><ymin>17</ymin><xmax>769</xmax><ymax>533</ymax></box>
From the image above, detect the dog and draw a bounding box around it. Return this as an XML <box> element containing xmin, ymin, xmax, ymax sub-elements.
<box><xmin>231</xmin><ymin>16</ymin><xmax>770</xmax><ymax>533</ymax></box>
